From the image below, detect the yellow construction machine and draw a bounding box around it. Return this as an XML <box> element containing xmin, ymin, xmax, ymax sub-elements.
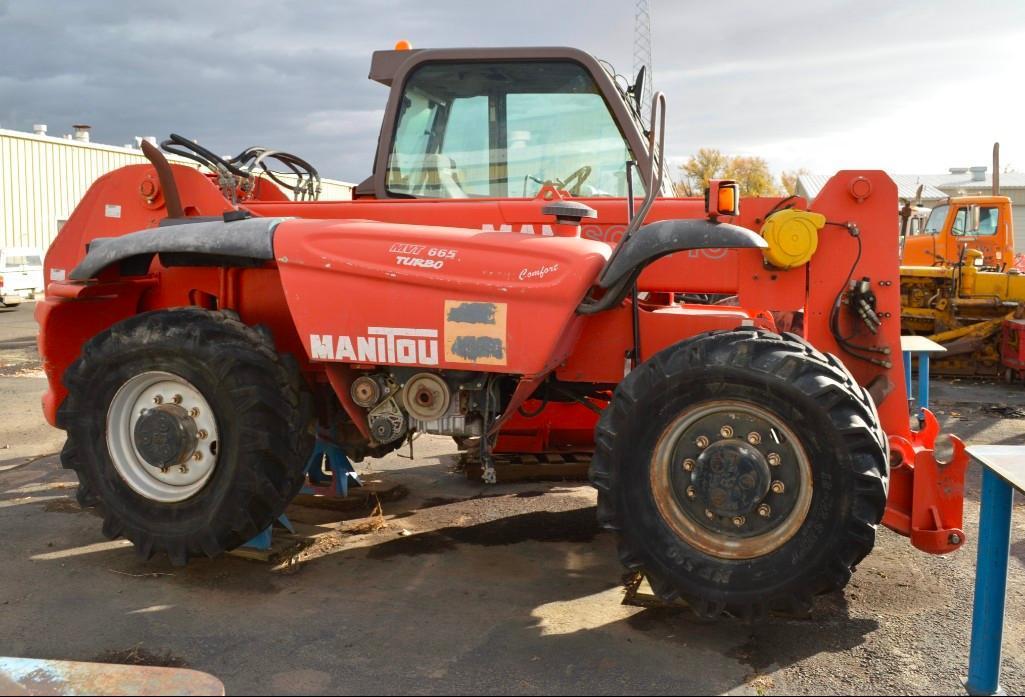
<box><xmin>900</xmin><ymin>144</ymin><xmax>1025</xmax><ymax>375</ymax></box>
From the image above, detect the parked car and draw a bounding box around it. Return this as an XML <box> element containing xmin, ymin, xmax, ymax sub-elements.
<box><xmin>0</xmin><ymin>247</ymin><xmax>44</xmax><ymax>308</ymax></box>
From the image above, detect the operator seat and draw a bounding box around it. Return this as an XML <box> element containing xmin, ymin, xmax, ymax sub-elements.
<box><xmin>413</xmin><ymin>154</ymin><xmax>469</xmax><ymax>198</ymax></box>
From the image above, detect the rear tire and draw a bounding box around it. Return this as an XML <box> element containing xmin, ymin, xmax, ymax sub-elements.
<box><xmin>590</xmin><ymin>328</ymin><xmax>887</xmax><ymax>619</ymax></box>
<box><xmin>58</xmin><ymin>308</ymin><xmax>314</xmax><ymax>565</ymax></box>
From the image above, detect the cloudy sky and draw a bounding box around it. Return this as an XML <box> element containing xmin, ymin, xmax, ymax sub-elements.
<box><xmin>1</xmin><ymin>0</ymin><xmax>1023</xmax><ymax>183</ymax></box>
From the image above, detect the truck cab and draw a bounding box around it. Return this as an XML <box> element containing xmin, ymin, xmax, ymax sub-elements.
<box><xmin>902</xmin><ymin>196</ymin><xmax>1014</xmax><ymax>269</ymax></box>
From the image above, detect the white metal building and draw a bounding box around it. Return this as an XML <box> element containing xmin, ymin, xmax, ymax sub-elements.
<box><xmin>0</xmin><ymin>125</ymin><xmax>353</xmax><ymax>252</ymax></box>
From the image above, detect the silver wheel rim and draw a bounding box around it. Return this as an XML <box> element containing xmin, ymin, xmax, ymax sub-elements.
<box><xmin>106</xmin><ymin>371</ymin><xmax>220</xmax><ymax>503</ymax></box>
<box><xmin>650</xmin><ymin>400</ymin><xmax>813</xmax><ymax>560</ymax></box>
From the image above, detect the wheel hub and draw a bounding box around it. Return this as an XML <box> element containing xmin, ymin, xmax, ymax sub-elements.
<box><xmin>691</xmin><ymin>440</ymin><xmax>770</xmax><ymax>517</ymax></box>
<box><xmin>650</xmin><ymin>400</ymin><xmax>814</xmax><ymax>560</ymax></box>
<box><xmin>133</xmin><ymin>404</ymin><xmax>199</xmax><ymax>470</ymax></box>
<box><xmin>106</xmin><ymin>371</ymin><xmax>219</xmax><ymax>503</ymax></box>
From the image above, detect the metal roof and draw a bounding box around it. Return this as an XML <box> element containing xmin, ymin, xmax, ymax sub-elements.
<box><xmin>913</xmin><ymin>171</ymin><xmax>1025</xmax><ymax>191</ymax></box>
<box><xmin>795</xmin><ymin>174</ymin><xmax>948</xmax><ymax>202</ymax></box>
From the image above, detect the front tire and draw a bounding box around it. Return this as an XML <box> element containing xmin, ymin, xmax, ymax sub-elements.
<box><xmin>591</xmin><ymin>329</ymin><xmax>888</xmax><ymax>619</ymax></box>
<box><xmin>59</xmin><ymin>308</ymin><xmax>314</xmax><ymax>565</ymax></box>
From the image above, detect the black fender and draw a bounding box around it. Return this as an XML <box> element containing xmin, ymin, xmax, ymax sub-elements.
<box><xmin>578</xmin><ymin>219</ymin><xmax>767</xmax><ymax>314</ymax></box>
<box><xmin>70</xmin><ymin>217</ymin><xmax>286</xmax><ymax>280</ymax></box>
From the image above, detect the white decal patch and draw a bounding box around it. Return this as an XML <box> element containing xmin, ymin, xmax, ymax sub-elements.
<box><xmin>105</xmin><ymin>204</ymin><xmax>122</xmax><ymax>218</ymax></box>
<box><xmin>310</xmin><ymin>327</ymin><xmax>439</xmax><ymax>366</ymax></box>
<box><xmin>50</xmin><ymin>268</ymin><xmax>66</xmax><ymax>282</ymax></box>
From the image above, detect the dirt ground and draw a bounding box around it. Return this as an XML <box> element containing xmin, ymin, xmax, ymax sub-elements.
<box><xmin>1</xmin><ymin>302</ymin><xmax>1024</xmax><ymax>695</ymax></box>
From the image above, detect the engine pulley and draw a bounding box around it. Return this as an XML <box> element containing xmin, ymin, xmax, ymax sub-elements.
<box><xmin>402</xmin><ymin>373</ymin><xmax>451</xmax><ymax>421</ymax></box>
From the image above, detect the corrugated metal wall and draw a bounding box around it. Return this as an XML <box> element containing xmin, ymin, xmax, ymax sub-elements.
<box><xmin>0</xmin><ymin>130</ymin><xmax>184</xmax><ymax>251</ymax></box>
<box><xmin>0</xmin><ymin>129</ymin><xmax>352</xmax><ymax>253</ymax></box>
<box><xmin>1013</xmin><ymin>206</ymin><xmax>1025</xmax><ymax>253</ymax></box>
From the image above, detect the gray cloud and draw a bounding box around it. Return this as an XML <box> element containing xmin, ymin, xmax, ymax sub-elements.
<box><xmin>1</xmin><ymin>0</ymin><xmax>1022</xmax><ymax>181</ymax></box>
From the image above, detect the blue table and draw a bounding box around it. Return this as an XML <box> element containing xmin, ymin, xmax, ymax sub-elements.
<box><xmin>964</xmin><ymin>445</ymin><xmax>1025</xmax><ymax>696</ymax></box>
<box><xmin>901</xmin><ymin>335</ymin><xmax>947</xmax><ymax>413</ymax></box>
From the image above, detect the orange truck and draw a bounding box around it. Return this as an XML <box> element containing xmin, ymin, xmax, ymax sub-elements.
<box><xmin>902</xmin><ymin>195</ymin><xmax>1018</xmax><ymax>270</ymax></box>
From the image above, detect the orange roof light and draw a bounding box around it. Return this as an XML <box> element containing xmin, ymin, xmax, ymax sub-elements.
<box><xmin>394</xmin><ymin>40</ymin><xmax>412</xmax><ymax>51</ymax></box>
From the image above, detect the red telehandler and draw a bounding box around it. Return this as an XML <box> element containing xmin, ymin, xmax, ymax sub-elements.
<box><xmin>37</xmin><ymin>45</ymin><xmax>967</xmax><ymax>618</ymax></box>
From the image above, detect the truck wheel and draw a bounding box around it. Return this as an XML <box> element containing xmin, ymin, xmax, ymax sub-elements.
<box><xmin>591</xmin><ymin>328</ymin><xmax>887</xmax><ymax>619</ymax></box>
<box><xmin>58</xmin><ymin>308</ymin><xmax>314</xmax><ymax>565</ymax></box>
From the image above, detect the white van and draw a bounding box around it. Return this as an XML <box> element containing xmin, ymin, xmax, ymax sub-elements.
<box><xmin>0</xmin><ymin>248</ymin><xmax>45</xmax><ymax>308</ymax></box>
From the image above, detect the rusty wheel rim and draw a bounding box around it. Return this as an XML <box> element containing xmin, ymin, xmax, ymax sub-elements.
<box><xmin>650</xmin><ymin>400</ymin><xmax>812</xmax><ymax>560</ymax></box>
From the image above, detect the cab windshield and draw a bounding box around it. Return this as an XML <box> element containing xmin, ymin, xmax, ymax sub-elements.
<box><xmin>924</xmin><ymin>205</ymin><xmax>949</xmax><ymax>234</ymax></box>
<box><xmin>387</xmin><ymin>61</ymin><xmax>639</xmax><ymax>199</ymax></box>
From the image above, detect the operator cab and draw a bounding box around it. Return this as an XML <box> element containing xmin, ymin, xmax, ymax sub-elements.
<box><xmin>360</xmin><ymin>47</ymin><xmax>656</xmax><ymax>200</ymax></box>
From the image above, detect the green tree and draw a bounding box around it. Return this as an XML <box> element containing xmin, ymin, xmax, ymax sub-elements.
<box><xmin>724</xmin><ymin>156</ymin><xmax>780</xmax><ymax>196</ymax></box>
<box><xmin>677</xmin><ymin>149</ymin><xmax>782</xmax><ymax>196</ymax></box>
<box><xmin>678</xmin><ymin>148</ymin><xmax>729</xmax><ymax>195</ymax></box>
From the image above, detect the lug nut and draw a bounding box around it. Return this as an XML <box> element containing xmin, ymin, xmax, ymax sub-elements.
<box><xmin>758</xmin><ymin>504</ymin><xmax>771</xmax><ymax>518</ymax></box>
<box><xmin>732</xmin><ymin>516</ymin><xmax>746</xmax><ymax>527</ymax></box>
<box><xmin>696</xmin><ymin>436</ymin><xmax>710</xmax><ymax>449</ymax></box>
<box><xmin>686</xmin><ymin>486</ymin><xmax>696</xmax><ymax>500</ymax></box>
<box><xmin>682</xmin><ymin>458</ymin><xmax>696</xmax><ymax>472</ymax></box>
<box><xmin>771</xmin><ymin>480</ymin><xmax>785</xmax><ymax>494</ymax></box>
<box><xmin>949</xmin><ymin>533</ymin><xmax>962</xmax><ymax>545</ymax></box>
<box><xmin>767</xmin><ymin>453</ymin><xmax>781</xmax><ymax>467</ymax></box>
<box><xmin>719</xmin><ymin>425</ymin><xmax>734</xmax><ymax>439</ymax></box>
<box><xmin>705</xmin><ymin>509</ymin><xmax>715</xmax><ymax>520</ymax></box>
<box><xmin>153</xmin><ymin>395</ymin><xmax>163</xmax><ymax>405</ymax></box>
<box><xmin>179</xmin><ymin>464</ymin><xmax>189</xmax><ymax>474</ymax></box>
<box><xmin>172</xmin><ymin>394</ymin><xmax>183</xmax><ymax>404</ymax></box>
<box><xmin>747</xmin><ymin>432</ymin><xmax>762</xmax><ymax>445</ymax></box>
<box><xmin>189</xmin><ymin>407</ymin><xmax>200</xmax><ymax>417</ymax></box>
<box><xmin>198</xmin><ymin>429</ymin><xmax>208</xmax><ymax>439</ymax></box>
<box><xmin>193</xmin><ymin>451</ymin><xmax>203</xmax><ymax>461</ymax></box>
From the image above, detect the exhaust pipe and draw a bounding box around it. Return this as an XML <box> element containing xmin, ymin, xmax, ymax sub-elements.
<box><xmin>140</xmin><ymin>139</ymin><xmax>185</xmax><ymax>219</ymax></box>
<box><xmin>993</xmin><ymin>142</ymin><xmax>1000</xmax><ymax>196</ymax></box>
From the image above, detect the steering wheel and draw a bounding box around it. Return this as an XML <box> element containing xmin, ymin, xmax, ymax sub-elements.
<box><xmin>559</xmin><ymin>166</ymin><xmax>592</xmax><ymax>196</ymax></box>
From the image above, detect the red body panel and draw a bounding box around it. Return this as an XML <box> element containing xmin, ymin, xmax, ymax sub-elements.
<box><xmin>273</xmin><ymin>219</ymin><xmax>608</xmax><ymax>376</ymax></box>
<box><xmin>35</xmin><ymin>163</ymin><xmax>966</xmax><ymax>554</ymax></box>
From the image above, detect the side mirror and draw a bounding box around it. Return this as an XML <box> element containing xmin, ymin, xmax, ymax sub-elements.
<box><xmin>705</xmin><ymin>180</ymin><xmax>740</xmax><ymax>219</ymax></box>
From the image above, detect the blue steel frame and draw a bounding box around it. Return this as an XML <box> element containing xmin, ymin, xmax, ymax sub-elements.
<box><xmin>903</xmin><ymin>349</ymin><xmax>932</xmax><ymax>413</ymax></box>
<box><xmin>964</xmin><ymin>461</ymin><xmax>1019</xmax><ymax>695</ymax></box>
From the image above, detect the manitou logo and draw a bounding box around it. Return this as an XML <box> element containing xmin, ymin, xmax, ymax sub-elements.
<box><xmin>310</xmin><ymin>327</ymin><xmax>439</xmax><ymax>365</ymax></box>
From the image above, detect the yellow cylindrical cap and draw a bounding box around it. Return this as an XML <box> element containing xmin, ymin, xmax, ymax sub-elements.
<box><xmin>760</xmin><ymin>209</ymin><xmax>826</xmax><ymax>269</ymax></box>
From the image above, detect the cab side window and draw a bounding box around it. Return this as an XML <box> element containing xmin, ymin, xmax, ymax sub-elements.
<box><xmin>974</xmin><ymin>206</ymin><xmax>999</xmax><ymax>236</ymax></box>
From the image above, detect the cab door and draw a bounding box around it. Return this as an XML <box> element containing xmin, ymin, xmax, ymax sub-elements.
<box><xmin>948</xmin><ymin>204</ymin><xmax>1003</xmax><ymax>267</ymax></box>
<box><xmin>903</xmin><ymin>205</ymin><xmax>945</xmax><ymax>265</ymax></box>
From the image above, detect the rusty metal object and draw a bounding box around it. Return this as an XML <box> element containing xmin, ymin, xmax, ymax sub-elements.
<box><xmin>0</xmin><ymin>657</ymin><xmax>224</xmax><ymax>696</ymax></box>
<box><xmin>140</xmin><ymin>139</ymin><xmax>185</xmax><ymax>218</ymax></box>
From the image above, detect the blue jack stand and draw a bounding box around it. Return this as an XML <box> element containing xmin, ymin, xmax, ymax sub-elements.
<box><xmin>303</xmin><ymin>439</ymin><xmax>361</xmax><ymax>497</ymax></box>
<box><xmin>242</xmin><ymin>514</ymin><xmax>295</xmax><ymax>552</ymax></box>
<box><xmin>242</xmin><ymin>439</ymin><xmax>360</xmax><ymax>551</ymax></box>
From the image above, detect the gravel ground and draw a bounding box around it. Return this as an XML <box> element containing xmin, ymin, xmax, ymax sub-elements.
<box><xmin>1</xmin><ymin>304</ymin><xmax>1023</xmax><ymax>695</ymax></box>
